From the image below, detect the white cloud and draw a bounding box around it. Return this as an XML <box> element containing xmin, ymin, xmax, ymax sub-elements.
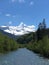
<box><xmin>18</xmin><ymin>0</ymin><xmax>25</xmax><ymax>3</ymax></box>
<box><xmin>30</xmin><ymin>1</ymin><xmax>34</xmax><ymax>6</ymax></box>
<box><xmin>11</xmin><ymin>0</ymin><xmax>25</xmax><ymax>4</ymax></box>
<box><xmin>5</xmin><ymin>14</ymin><xmax>16</xmax><ymax>18</ymax></box>
<box><xmin>5</xmin><ymin>14</ymin><xmax>11</xmax><ymax>17</ymax></box>
<box><xmin>11</xmin><ymin>0</ymin><xmax>16</xmax><ymax>2</ymax></box>
<box><xmin>9</xmin><ymin>21</ymin><xmax>12</xmax><ymax>25</ymax></box>
<box><xmin>12</xmin><ymin>15</ymin><xmax>16</xmax><ymax>17</ymax></box>
<box><xmin>11</xmin><ymin>0</ymin><xmax>34</xmax><ymax>6</ymax></box>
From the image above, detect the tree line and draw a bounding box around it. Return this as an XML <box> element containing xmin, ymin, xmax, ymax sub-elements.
<box><xmin>17</xmin><ymin>19</ymin><xmax>49</xmax><ymax>58</ymax></box>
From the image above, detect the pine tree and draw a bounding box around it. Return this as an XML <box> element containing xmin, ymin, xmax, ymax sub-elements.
<box><xmin>42</xmin><ymin>19</ymin><xmax>46</xmax><ymax>29</ymax></box>
<box><xmin>37</xmin><ymin>19</ymin><xmax>46</xmax><ymax>41</ymax></box>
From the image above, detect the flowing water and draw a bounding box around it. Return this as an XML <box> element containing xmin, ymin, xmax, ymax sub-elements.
<box><xmin>0</xmin><ymin>48</ymin><xmax>49</xmax><ymax>65</ymax></box>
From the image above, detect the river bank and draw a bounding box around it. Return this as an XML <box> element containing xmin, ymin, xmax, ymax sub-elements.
<box><xmin>0</xmin><ymin>48</ymin><xmax>49</xmax><ymax>65</ymax></box>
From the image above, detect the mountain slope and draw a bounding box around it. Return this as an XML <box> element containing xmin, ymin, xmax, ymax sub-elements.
<box><xmin>16</xmin><ymin>32</ymin><xmax>35</xmax><ymax>44</ymax></box>
<box><xmin>0</xmin><ymin>29</ymin><xmax>18</xmax><ymax>39</ymax></box>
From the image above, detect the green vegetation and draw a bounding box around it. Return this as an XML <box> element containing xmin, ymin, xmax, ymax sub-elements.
<box><xmin>17</xmin><ymin>19</ymin><xmax>49</xmax><ymax>58</ymax></box>
<box><xmin>16</xmin><ymin>32</ymin><xmax>34</xmax><ymax>44</ymax></box>
<box><xmin>26</xmin><ymin>36</ymin><xmax>49</xmax><ymax>57</ymax></box>
<box><xmin>0</xmin><ymin>18</ymin><xmax>49</xmax><ymax>58</ymax></box>
<box><xmin>0</xmin><ymin>32</ymin><xmax>19</xmax><ymax>53</ymax></box>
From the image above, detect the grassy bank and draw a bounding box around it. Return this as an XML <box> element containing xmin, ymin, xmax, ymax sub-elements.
<box><xmin>26</xmin><ymin>36</ymin><xmax>49</xmax><ymax>58</ymax></box>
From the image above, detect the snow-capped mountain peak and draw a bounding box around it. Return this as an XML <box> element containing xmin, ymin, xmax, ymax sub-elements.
<box><xmin>0</xmin><ymin>22</ymin><xmax>35</xmax><ymax>36</ymax></box>
<box><xmin>18</xmin><ymin>22</ymin><xmax>27</xmax><ymax>28</ymax></box>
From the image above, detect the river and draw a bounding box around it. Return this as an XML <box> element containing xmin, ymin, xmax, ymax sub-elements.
<box><xmin>0</xmin><ymin>48</ymin><xmax>49</xmax><ymax>65</ymax></box>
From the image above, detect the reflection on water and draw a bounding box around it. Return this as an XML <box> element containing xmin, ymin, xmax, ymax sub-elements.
<box><xmin>0</xmin><ymin>48</ymin><xmax>49</xmax><ymax>65</ymax></box>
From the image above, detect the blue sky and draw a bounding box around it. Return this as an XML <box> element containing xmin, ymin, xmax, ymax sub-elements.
<box><xmin>0</xmin><ymin>0</ymin><xmax>49</xmax><ymax>28</ymax></box>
